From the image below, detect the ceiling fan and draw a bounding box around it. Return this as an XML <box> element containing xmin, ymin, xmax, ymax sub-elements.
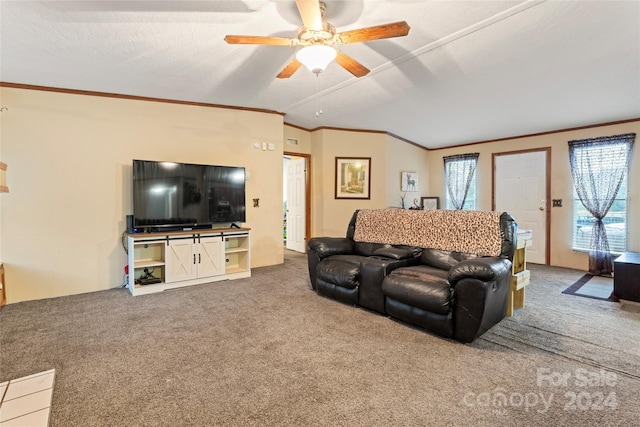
<box><xmin>224</xmin><ymin>0</ymin><xmax>410</xmax><ymax>78</ymax></box>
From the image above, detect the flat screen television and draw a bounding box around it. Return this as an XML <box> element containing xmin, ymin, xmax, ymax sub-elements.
<box><xmin>132</xmin><ymin>159</ymin><xmax>246</xmax><ymax>230</ymax></box>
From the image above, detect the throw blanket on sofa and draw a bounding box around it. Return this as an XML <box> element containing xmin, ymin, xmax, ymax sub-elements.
<box><xmin>353</xmin><ymin>208</ymin><xmax>503</xmax><ymax>256</ymax></box>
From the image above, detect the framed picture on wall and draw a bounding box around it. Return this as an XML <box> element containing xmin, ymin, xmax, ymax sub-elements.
<box><xmin>421</xmin><ymin>196</ymin><xmax>440</xmax><ymax>210</ymax></box>
<box><xmin>401</xmin><ymin>172</ymin><xmax>418</xmax><ymax>192</ymax></box>
<box><xmin>335</xmin><ymin>157</ymin><xmax>371</xmax><ymax>199</ymax></box>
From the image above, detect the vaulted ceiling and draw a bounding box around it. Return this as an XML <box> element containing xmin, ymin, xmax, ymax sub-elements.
<box><xmin>1</xmin><ymin>1</ymin><xmax>639</xmax><ymax>148</ymax></box>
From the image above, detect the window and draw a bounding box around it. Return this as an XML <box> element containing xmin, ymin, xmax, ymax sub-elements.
<box><xmin>573</xmin><ymin>175</ymin><xmax>627</xmax><ymax>253</ymax></box>
<box><xmin>446</xmin><ymin>176</ymin><xmax>476</xmax><ymax>210</ymax></box>
<box><xmin>444</xmin><ymin>153</ymin><xmax>478</xmax><ymax>210</ymax></box>
<box><xmin>569</xmin><ymin>134</ymin><xmax>634</xmax><ymax>269</ymax></box>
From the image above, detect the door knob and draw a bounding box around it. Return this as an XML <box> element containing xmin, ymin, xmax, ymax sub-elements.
<box><xmin>539</xmin><ymin>207</ymin><xmax>544</xmax><ymax>211</ymax></box>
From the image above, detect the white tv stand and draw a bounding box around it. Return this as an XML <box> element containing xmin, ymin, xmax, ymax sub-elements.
<box><xmin>126</xmin><ymin>228</ymin><xmax>250</xmax><ymax>296</ymax></box>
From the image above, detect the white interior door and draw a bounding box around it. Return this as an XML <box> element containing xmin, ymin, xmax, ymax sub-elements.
<box><xmin>494</xmin><ymin>151</ymin><xmax>547</xmax><ymax>264</ymax></box>
<box><xmin>286</xmin><ymin>157</ymin><xmax>306</xmax><ymax>253</ymax></box>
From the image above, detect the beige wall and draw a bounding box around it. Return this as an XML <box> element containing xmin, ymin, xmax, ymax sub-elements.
<box><xmin>3</xmin><ymin>86</ymin><xmax>636</xmax><ymax>303</ymax></box>
<box><xmin>385</xmin><ymin>135</ymin><xmax>430</xmax><ymax>210</ymax></box>
<box><xmin>0</xmin><ymin>157</ymin><xmax>4</xmax><ymax>264</ymax></box>
<box><xmin>302</xmin><ymin>129</ymin><xmax>430</xmax><ymax>237</ymax></box>
<box><xmin>282</xmin><ymin>126</ymin><xmax>431</xmax><ymax>239</ymax></box>
<box><xmin>283</xmin><ymin>124</ymin><xmax>312</xmax><ymax>155</ymax></box>
<box><xmin>428</xmin><ymin>120</ymin><xmax>640</xmax><ymax>270</ymax></box>
<box><xmin>0</xmin><ymin>162</ymin><xmax>5</xmax><ymax>262</ymax></box>
<box><xmin>310</xmin><ymin>129</ymin><xmax>387</xmax><ymax>236</ymax></box>
<box><xmin>0</xmin><ymin>87</ymin><xmax>284</xmax><ymax>303</ymax></box>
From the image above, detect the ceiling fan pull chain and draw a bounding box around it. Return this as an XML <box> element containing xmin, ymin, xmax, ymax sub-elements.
<box><xmin>315</xmin><ymin>73</ymin><xmax>323</xmax><ymax>117</ymax></box>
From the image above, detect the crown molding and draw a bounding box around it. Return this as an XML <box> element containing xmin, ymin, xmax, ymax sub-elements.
<box><xmin>0</xmin><ymin>82</ymin><xmax>286</xmax><ymax>117</ymax></box>
<box><xmin>428</xmin><ymin>118</ymin><xmax>640</xmax><ymax>151</ymax></box>
<box><xmin>4</xmin><ymin>83</ymin><xmax>636</xmax><ymax>151</ymax></box>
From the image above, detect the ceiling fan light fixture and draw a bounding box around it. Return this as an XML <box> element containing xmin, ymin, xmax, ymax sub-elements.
<box><xmin>296</xmin><ymin>45</ymin><xmax>337</xmax><ymax>74</ymax></box>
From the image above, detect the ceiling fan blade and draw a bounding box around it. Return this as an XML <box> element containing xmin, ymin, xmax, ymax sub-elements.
<box><xmin>276</xmin><ymin>58</ymin><xmax>303</xmax><ymax>79</ymax></box>
<box><xmin>296</xmin><ymin>0</ymin><xmax>323</xmax><ymax>31</ymax></box>
<box><xmin>224</xmin><ymin>35</ymin><xmax>298</xmax><ymax>46</ymax></box>
<box><xmin>335</xmin><ymin>51</ymin><xmax>370</xmax><ymax>78</ymax></box>
<box><xmin>336</xmin><ymin>21</ymin><xmax>410</xmax><ymax>44</ymax></box>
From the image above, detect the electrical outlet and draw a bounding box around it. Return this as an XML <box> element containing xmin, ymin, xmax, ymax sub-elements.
<box><xmin>552</xmin><ymin>199</ymin><xmax>562</xmax><ymax>207</ymax></box>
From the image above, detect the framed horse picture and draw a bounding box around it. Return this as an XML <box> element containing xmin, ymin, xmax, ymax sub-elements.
<box><xmin>401</xmin><ymin>172</ymin><xmax>418</xmax><ymax>192</ymax></box>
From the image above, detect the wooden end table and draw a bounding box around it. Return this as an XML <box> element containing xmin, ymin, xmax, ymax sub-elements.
<box><xmin>508</xmin><ymin>230</ymin><xmax>532</xmax><ymax>316</ymax></box>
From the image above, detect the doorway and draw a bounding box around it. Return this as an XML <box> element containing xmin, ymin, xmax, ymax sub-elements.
<box><xmin>493</xmin><ymin>148</ymin><xmax>550</xmax><ymax>264</ymax></box>
<box><xmin>283</xmin><ymin>152</ymin><xmax>311</xmax><ymax>253</ymax></box>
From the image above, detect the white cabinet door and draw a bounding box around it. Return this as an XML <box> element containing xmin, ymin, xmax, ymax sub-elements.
<box><xmin>197</xmin><ymin>236</ymin><xmax>224</xmax><ymax>279</ymax></box>
<box><xmin>165</xmin><ymin>239</ymin><xmax>197</xmax><ymax>283</ymax></box>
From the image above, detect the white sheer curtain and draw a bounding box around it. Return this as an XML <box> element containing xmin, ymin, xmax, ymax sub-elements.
<box><xmin>444</xmin><ymin>153</ymin><xmax>479</xmax><ymax>210</ymax></box>
<box><xmin>568</xmin><ymin>133</ymin><xmax>635</xmax><ymax>275</ymax></box>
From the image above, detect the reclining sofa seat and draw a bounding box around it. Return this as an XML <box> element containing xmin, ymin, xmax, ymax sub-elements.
<box><xmin>307</xmin><ymin>210</ymin><xmax>422</xmax><ymax>313</ymax></box>
<box><xmin>382</xmin><ymin>210</ymin><xmax>516</xmax><ymax>343</ymax></box>
<box><xmin>307</xmin><ymin>209</ymin><xmax>517</xmax><ymax>343</ymax></box>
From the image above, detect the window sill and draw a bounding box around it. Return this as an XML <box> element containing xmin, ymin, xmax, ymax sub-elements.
<box><xmin>571</xmin><ymin>247</ymin><xmax>625</xmax><ymax>257</ymax></box>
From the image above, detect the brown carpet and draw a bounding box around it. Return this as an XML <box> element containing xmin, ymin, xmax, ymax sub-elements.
<box><xmin>1</xmin><ymin>251</ymin><xmax>639</xmax><ymax>426</ymax></box>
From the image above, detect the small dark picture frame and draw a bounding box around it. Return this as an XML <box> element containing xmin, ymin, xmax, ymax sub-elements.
<box><xmin>421</xmin><ymin>196</ymin><xmax>440</xmax><ymax>210</ymax></box>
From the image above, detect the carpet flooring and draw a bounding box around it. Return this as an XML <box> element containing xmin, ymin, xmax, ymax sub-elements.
<box><xmin>1</xmin><ymin>251</ymin><xmax>639</xmax><ymax>426</ymax></box>
<box><xmin>562</xmin><ymin>274</ymin><xmax>618</xmax><ymax>302</ymax></box>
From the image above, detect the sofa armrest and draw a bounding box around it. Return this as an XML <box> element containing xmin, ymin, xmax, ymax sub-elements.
<box><xmin>373</xmin><ymin>245</ymin><xmax>422</xmax><ymax>260</ymax></box>
<box><xmin>450</xmin><ymin>257</ymin><xmax>512</xmax><ymax>343</ymax></box>
<box><xmin>308</xmin><ymin>237</ymin><xmax>354</xmax><ymax>258</ymax></box>
<box><xmin>359</xmin><ymin>255</ymin><xmax>420</xmax><ymax>313</ymax></box>
<box><xmin>447</xmin><ymin>257</ymin><xmax>512</xmax><ymax>286</ymax></box>
<box><xmin>307</xmin><ymin>237</ymin><xmax>354</xmax><ymax>291</ymax></box>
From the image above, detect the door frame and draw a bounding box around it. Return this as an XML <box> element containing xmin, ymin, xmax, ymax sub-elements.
<box><xmin>491</xmin><ymin>147</ymin><xmax>551</xmax><ymax>265</ymax></box>
<box><xmin>284</xmin><ymin>151</ymin><xmax>311</xmax><ymax>250</ymax></box>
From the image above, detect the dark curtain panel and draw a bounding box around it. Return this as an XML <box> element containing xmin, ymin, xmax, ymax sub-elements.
<box><xmin>568</xmin><ymin>133</ymin><xmax>635</xmax><ymax>275</ymax></box>
<box><xmin>444</xmin><ymin>153</ymin><xmax>479</xmax><ymax>210</ymax></box>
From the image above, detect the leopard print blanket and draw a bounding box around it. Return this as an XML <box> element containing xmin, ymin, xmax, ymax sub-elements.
<box><xmin>353</xmin><ymin>208</ymin><xmax>503</xmax><ymax>256</ymax></box>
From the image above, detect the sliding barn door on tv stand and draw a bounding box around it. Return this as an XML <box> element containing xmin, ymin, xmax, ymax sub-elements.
<box><xmin>126</xmin><ymin>228</ymin><xmax>250</xmax><ymax>296</ymax></box>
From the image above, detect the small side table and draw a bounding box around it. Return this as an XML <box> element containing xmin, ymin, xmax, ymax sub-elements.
<box><xmin>613</xmin><ymin>251</ymin><xmax>640</xmax><ymax>302</ymax></box>
<box><xmin>507</xmin><ymin>230</ymin><xmax>532</xmax><ymax>316</ymax></box>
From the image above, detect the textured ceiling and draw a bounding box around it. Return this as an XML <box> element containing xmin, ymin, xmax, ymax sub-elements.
<box><xmin>1</xmin><ymin>0</ymin><xmax>639</xmax><ymax>148</ymax></box>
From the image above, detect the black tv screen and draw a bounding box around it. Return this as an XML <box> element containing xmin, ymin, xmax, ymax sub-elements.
<box><xmin>133</xmin><ymin>159</ymin><xmax>246</xmax><ymax>229</ymax></box>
